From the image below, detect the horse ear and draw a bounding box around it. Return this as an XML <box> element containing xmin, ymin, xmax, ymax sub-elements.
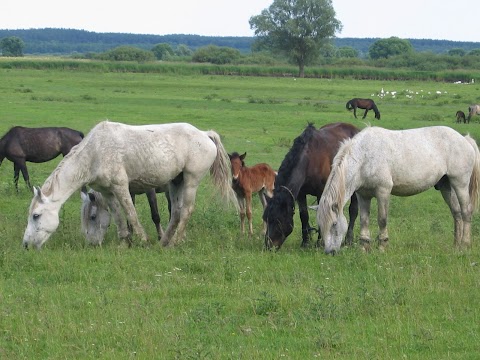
<box><xmin>33</xmin><ymin>186</ymin><xmax>48</xmax><ymax>203</ymax></box>
<box><xmin>331</xmin><ymin>203</ymin><xmax>339</xmax><ymax>215</ymax></box>
<box><xmin>240</xmin><ymin>152</ymin><xmax>246</xmax><ymax>160</ymax></box>
<box><xmin>228</xmin><ymin>153</ymin><xmax>233</xmax><ymax>160</ymax></box>
<box><xmin>88</xmin><ymin>192</ymin><xmax>97</xmax><ymax>203</ymax></box>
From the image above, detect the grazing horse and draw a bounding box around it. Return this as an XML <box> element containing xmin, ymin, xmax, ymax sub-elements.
<box><xmin>263</xmin><ymin>122</ymin><xmax>360</xmax><ymax>250</ymax></box>
<box><xmin>317</xmin><ymin>126</ymin><xmax>480</xmax><ymax>255</ymax></box>
<box><xmin>228</xmin><ymin>152</ymin><xmax>276</xmax><ymax>235</ymax></box>
<box><xmin>0</xmin><ymin>126</ymin><xmax>84</xmax><ymax>191</ymax></box>
<box><xmin>456</xmin><ymin>110</ymin><xmax>467</xmax><ymax>124</ymax></box>
<box><xmin>23</xmin><ymin>121</ymin><xmax>235</xmax><ymax>249</ymax></box>
<box><xmin>346</xmin><ymin>98</ymin><xmax>381</xmax><ymax>120</ymax></box>
<box><xmin>81</xmin><ymin>186</ymin><xmax>170</xmax><ymax>245</ymax></box>
<box><xmin>467</xmin><ymin>105</ymin><xmax>480</xmax><ymax>123</ymax></box>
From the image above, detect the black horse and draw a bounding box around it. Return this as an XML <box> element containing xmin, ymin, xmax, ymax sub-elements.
<box><xmin>456</xmin><ymin>110</ymin><xmax>467</xmax><ymax>124</ymax></box>
<box><xmin>0</xmin><ymin>126</ymin><xmax>84</xmax><ymax>190</ymax></box>
<box><xmin>346</xmin><ymin>98</ymin><xmax>381</xmax><ymax>120</ymax></box>
<box><xmin>263</xmin><ymin>122</ymin><xmax>360</xmax><ymax>250</ymax></box>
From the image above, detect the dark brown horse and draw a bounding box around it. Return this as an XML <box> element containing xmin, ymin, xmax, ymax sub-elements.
<box><xmin>346</xmin><ymin>98</ymin><xmax>381</xmax><ymax>120</ymax></box>
<box><xmin>263</xmin><ymin>122</ymin><xmax>360</xmax><ymax>250</ymax></box>
<box><xmin>229</xmin><ymin>152</ymin><xmax>276</xmax><ymax>235</ymax></box>
<box><xmin>0</xmin><ymin>126</ymin><xmax>84</xmax><ymax>190</ymax></box>
<box><xmin>456</xmin><ymin>110</ymin><xmax>467</xmax><ymax>124</ymax></box>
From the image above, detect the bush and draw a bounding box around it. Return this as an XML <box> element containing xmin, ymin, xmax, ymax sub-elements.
<box><xmin>192</xmin><ymin>45</ymin><xmax>241</xmax><ymax>65</ymax></box>
<box><xmin>97</xmin><ymin>46</ymin><xmax>155</xmax><ymax>62</ymax></box>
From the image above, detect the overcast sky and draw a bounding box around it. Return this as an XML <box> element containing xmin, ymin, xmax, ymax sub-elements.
<box><xmin>2</xmin><ymin>0</ymin><xmax>479</xmax><ymax>42</ymax></box>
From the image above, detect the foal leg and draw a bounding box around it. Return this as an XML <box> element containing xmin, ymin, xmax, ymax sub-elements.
<box><xmin>357</xmin><ymin>194</ymin><xmax>372</xmax><ymax>252</ymax></box>
<box><xmin>244</xmin><ymin>191</ymin><xmax>254</xmax><ymax>236</ymax></box>
<box><xmin>236</xmin><ymin>193</ymin><xmax>246</xmax><ymax>234</ymax></box>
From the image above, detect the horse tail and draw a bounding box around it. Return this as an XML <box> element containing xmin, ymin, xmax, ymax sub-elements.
<box><xmin>372</xmin><ymin>103</ymin><xmax>381</xmax><ymax>120</ymax></box>
<box><xmin>206</xmin><ymin>131</ymin><xmax>238</xmax><ymax>209</ymax></box>
<box><xmin>465</xmin><ymin>135</ymin><xmax>480</xmax><ymax>211</ymax></box>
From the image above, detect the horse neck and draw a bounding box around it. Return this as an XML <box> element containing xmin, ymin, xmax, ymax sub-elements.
<box><xmin>276</xmin><ymin>157</ymin><xmax>308</xmax><ymax>198</ymax></box>
<box><xmin>326</xmin><ymin>147</ymin><xmax>360</xmax><ymax>209</ymax></box>
<box><xmin>41</xmin><ymin>146</ymin><xmax>90</xmax><ymax>203</ymax></box>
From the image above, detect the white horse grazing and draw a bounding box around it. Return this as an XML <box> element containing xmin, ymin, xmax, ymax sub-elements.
<box><xmin>468</xmin><ymin>104</ymin><xmax>480</xmax><ymax>122</ymax></box>
<box><xmin>23</xmin><ymin>121</ymin><xmax>235</xmax><ymax>249</ymax></box>
<box><xmin>317</xmin><ymin>126</ymin><xmax>480</xmax><ymax>254</ymax></box>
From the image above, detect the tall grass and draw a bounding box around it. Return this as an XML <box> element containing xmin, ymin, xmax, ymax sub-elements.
<box><xmin>0</xmin><ymin>65</ymin><xmax>480</xmax><ymax>359</ymax></box>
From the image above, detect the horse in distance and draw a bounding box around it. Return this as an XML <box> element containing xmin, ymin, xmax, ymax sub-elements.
<box><xmin>228</xmin><ymin>152</ymin><xmax>276</xmax><ymax>235</ymax></box>
<box><xmin>317</xmin><ymin>125</ymin><xmax>480</xmax><ymax>255</ymax></box>
<box><xmin>262</xmin><ymin>122</ymin><xmax>360</xmax><ymax>250</ymax></box>
<box><xmin>0</xmin><ymin>126</ymin><xmax>84</xmax><ymax>191</ymax></box>
<box><xmin>23</xmin><ymin>120</ymin><xmax>236</xmax><ymax>249</ymax></box>
<box><xmin>346</xmin><ymin>98</ymin><xmax>381</xmax><ymax>120</ymax></box>
<box><xmin>456</xmin><ymin>110</ymin><xmax>467</xmax><ymax>124</ymax></box>
<box><xmin>467</xmin><ymin>105</ymin><xmax>480</xmax><ymax>123</ymax></box>
<box><xmin>81</xmin><ymin>186</ymin><xmax>170</xmax><ymax>245</ymax></box>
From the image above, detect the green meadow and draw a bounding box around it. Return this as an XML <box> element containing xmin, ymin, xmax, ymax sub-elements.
<box><xmin>1</xmin><ymin>62</ymin><xmax>480</xmax><ymax>359</ymax></box>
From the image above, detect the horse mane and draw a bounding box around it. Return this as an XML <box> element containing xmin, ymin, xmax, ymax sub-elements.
<box><xmin>275</xmin><ymin>123</ymin><xmax>316</xmax><ymax>188</ymax></box>
<box><xmin>319</xmin><ymin>137</ymin><xmax>353</xmax><ymax>225</ymax></box>
<box><xmin>371</xmin><ymin>102</ymin><xmax>381</xmax><ymax>119</ymax></box>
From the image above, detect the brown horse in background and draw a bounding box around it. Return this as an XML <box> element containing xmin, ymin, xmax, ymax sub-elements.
<box><xmin>456</xmin><ymin>110</ymin><xmax>467</xmax><ymax>124</ymax></box>
<box><xmin>229</xmin><ymin>152</ymin><xmax>276</xmax><ymax>235</ymax></box>
<box><xmin>0</xmin><ymin>126</ymin><xmax>84</xmax><ymax>191</ymax></box>
<box><xmin>346</xmin><ymin>98</ymin><xmax>381</xmax><ymax>120</ymax></box>
<box><xmin>468</xmin><ymin>105</ymin><xmax>480</xmax><ymax>123</ymax></box>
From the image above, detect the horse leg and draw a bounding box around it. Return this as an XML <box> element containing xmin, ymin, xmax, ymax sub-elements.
<box><xmin>170</xmin><ymin>177</ymin><xmax>202</xmax><ymax>246</ymax></box>
<box><xmin>103</xmin><ymin>193</ymin><xmax>131</xmax><ymax>245</ymax></box>
<box><xmin>111</xmin><ymin>184</ymin><xmax>148</xmax><ymax>243</ymax></box>
<box><xmin>161</xmin><ymin>182</ymin><xmax>182</xmax><ymax>247</ymax></box>
<box><xmin>436</xmin><ymin>177</ymin><xmax>464</xmax><ymax>246</ymax></box>
<box><xmin>235</xmin><ymin>193</ymin><xmax>246</xmax><ymax>234</ymax></box>
<box><xmin>353</xmin><ymin>106</ymin><xmax>358</xmax><ymax>119</ymax></box>
<box><xmin>245</xmin><ymin>191</ymin><xmax>254</xmax><ymax>236</ymax></box>
<box><xmin>13</xmin><ymin>163</ymin><xmax>20</xmax><ymax>192</ymax></box>
<box><xmin>362</xmin><ymin>109</ymin><xmax>368</xmax><ymax>119</ymax></box>
<box><xmin>297</xmin><ymin>192</ymin><xmax>310</xmax><ymax>247</ymax></box>
<box><xmin>145</xmin><ymin>188</ymin><xmax>163</xmax><ymax>240</ymax></box>
<box><xmin>345</xmin><ymin>192</ymin><xmax>359</xmax><ymax>246</ymax></box>
<box><xmin>258</xmin><ymin>191</ymin><xmax>268</xmax><ymax>234</ymax></box>
<box><xmin>375</xmin><ymin>189</ymin><xmax>391</xmax><ymax>252</ymax></box>
<box><xmin>357</xmin><ymin>194</ymin><xmax>372</xmax><ymax>252</ymax></box>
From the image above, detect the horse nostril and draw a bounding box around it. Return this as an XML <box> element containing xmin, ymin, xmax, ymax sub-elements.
<box><xmin>90</xmin><ymin>215</ymin><xmax>97</xmax><ymax>221</ymax></box>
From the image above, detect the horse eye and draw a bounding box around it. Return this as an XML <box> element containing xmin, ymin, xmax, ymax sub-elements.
<box><xmin>33</xmin><ymin>214</ymin><xmax>40</xmax><ymax>220</ymax></box>
<box><xmin>332</xmin><ymin>222</ymin><xmax>337</xmax><ymax>227</ymax></box>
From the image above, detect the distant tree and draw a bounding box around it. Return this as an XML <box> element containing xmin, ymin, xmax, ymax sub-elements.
<box><xmin>368</xmin><ymin>37</ymin><xmax>413</xmax><ymax>60</ymax></box>
<box><xmin>249</xmin><ymin>0</ymin><xmax>342</xmax><ymax>77</ymax></box>
<box><xmin>151</xmin><ymin>43</ymin><xmax>174</xmax><ymax>60</ymax></box>
<box><xmin>336</xmin><ymin>46</ymin><xmax>358</xmax><ymax>58</ymax></box>
<box><xmin>0</xmin><ymin>36</ymin><xmax>25</xmax><ymax>57</ymax></box>
<box><xmin>192</xmin><ymin>45</ymin><xmax>241</xmax><ymax>64</ymax></box>
<box><xmin>175</xmin><ymin>44</ymin><xmax>193</xmax><ymax>57</ymax></box>
<box><xmin>468</xmin><ymin>49</ymin><xmax>480</xmax><ymax>56</ymax></box>
<box><xmin>447</xmin><ymin>48</ymin><xmax>466</xmax><ymax>56</ymax></box>
<box><xmin>98</xmin><ymin>46</ymin><xmax>155</xmax><ymax>62</ymax></box>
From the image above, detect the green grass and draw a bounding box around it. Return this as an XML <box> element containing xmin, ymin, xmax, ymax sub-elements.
<box><xmin>1</xmin><ymin>64</ymin><xmax>480</xmax><ymax>359</ymax></box>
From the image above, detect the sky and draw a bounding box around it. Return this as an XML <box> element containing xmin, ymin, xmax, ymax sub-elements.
<box><xmin>1</xmin><ymin>0</ymin><xmax>479</xmax><ymax>42</ymax></box>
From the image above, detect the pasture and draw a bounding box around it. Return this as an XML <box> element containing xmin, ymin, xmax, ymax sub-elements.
<box><xmin>1</xmin><ymin>64</ymin><xmax>480</xmax><ymax>359</ymax></box>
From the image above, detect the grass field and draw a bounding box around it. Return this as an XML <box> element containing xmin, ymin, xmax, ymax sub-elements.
<box><xmin>1</xmin><ymin>65</ymin><xmax>480</xmax><ymax>359</ymax></box>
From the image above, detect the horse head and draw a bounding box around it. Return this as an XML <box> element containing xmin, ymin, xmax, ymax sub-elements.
<box><xmin>23</xmin><ymin>186</ymin><xmax>61</xmax><ymax>249</ymax></box>
<box><xmin>228</xmin><ymin>152</ymin><xmax>246</xmax><ymax>180</ymax></box>
<box><xmin>262</xmin><ymin>186</ymin><xmax>296</xmax><ymax>250</ymax></box>
<box><xmin>80</xmin><ymin>190</ymin><xmax>111</xmax><ymax>246</ymax></box>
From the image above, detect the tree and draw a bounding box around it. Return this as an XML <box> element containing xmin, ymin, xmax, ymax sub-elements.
<box><xmin>98</xmin><ymin>46</ymin><xmax>155</xmax><ymax>62</ymax></box>
<box><xmin>336</xmin><ymin>46</ymin><xmax>358</xmax><ymax>58</ymax></box>
<box><xmin>175</xmin><ymin>44</ymin><xmax>193</xmax><ymax>57</ymax></box>
<box><xmin>447</xmin><ymin>48</ymin><xmax>466</xmax><ymax>57</ymax></box>
<box><xmin>151</xmin><ymin>43</ymin><xmax>174</xmax><ymax>60</ymax></box>
<box><xmin>249</xmin><ymin>0</ymin><xmax>342</xmax><ymax>78</ymax></box>
<box><xmin>368</xmin><ymin>37</ymin><xmax>413</xmax><ymax>60</ymax></box>
<box><xmin>0</xmin><ymin>36</ymin><xmax>25</xmax><ymax>57</ymax></box>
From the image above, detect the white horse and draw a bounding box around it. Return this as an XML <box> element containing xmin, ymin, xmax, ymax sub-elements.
<box><xmin>23</xmin><ymin>121</ymin><xmax>235</xmax><ymax>249</ymax></box>
<box><xmin>468</xmin><ymin>104</ymin><xmax>480</xmax><ymax>122</ymax></box>
<box><xmin>317</xmin><ymin>126</ymin><xmax>480</xmax><ymax>254</ymax></box>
